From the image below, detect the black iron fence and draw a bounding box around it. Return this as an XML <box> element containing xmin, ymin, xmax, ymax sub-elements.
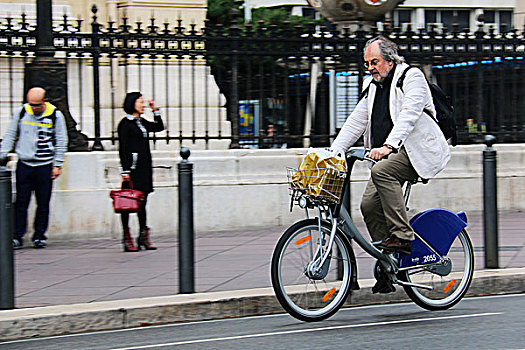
<box><xmin>1</xmin><ymin>7</ymin><xmax>525</xmax><ymax>149</ymax></box>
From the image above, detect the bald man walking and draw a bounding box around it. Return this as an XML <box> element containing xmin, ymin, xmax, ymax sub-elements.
<box><xmin>0</xmin><ymin>87</ymin><xmax>68</xmax><ymax>249</ymax></box>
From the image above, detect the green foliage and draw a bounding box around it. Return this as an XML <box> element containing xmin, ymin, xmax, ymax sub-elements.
<box><xmin>207</xmin><ymin>0</ymin><xmax>242</xmax><ymax>27</ymax></box>
<box><xmin>251</xmin><ymin>7</ymin><xmax>317</xmax><ymax>28</ymax></box>
<box><xmin>206</xmin><ymin>0</ymin><xmax>321</xmax><ymax>29</ymax></box>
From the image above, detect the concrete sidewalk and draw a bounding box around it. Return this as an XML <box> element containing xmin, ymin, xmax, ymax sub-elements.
<box><xmin>0</xmin><ymin>211</ymin><xmax>524</xmax><ymax>340</ymax></box>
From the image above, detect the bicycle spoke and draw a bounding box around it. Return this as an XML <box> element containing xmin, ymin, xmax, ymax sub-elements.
<box><xmin>272</xmin><ymin>221</ymin><xmax>354</xmax><ymax>321</ymax></box>
<box><xmin>400</xmin><ymin>230</ymin><xmax>474</xmax><ymax>310</ymax></box>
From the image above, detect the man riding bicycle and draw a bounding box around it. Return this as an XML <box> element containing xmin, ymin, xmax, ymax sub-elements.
<box><xmin>331</xmin><ymin>36</ymin><xmax>451</xmax><ymax>294</ymax></box>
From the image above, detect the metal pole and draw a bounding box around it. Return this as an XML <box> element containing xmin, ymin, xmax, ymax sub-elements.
<box><xmin>244</xmin><ymin>0</ymin><xmax>252</xmax><ymax>23</ymax></box>
<box><xmin>0</xmin><ymin>166</ymin><xmax>15</xmax><ymax>309</ymax></box>
<box><xmin>329</xmin><ymin>69</ymin><xmax>336</xmax><ymax>144</ymax></box>
<box><xmin>228</xmin><ymin>14</ymin><xmax>240</xmax><ymax>149</ymax></box>
<box><xmin>178</xmin><ymin>147</ymin><xmax>194</xmax><ymax>293</ymax></box>
<box><xmin>483</xmin><ymin>135</ymin><xmax>499</xmax><ymax>268</ymax></box>
<box><xmin>35</xmin><ymin>0</ymin><xmax>54</xmax><ymax>58</ymax></box>
<box><xmin>90</xmin><ymin>5</ymin><xmax>104</xmax><ymax>151</ymax></box>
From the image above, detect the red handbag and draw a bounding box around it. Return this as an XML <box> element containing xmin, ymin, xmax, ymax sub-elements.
<box><xmin>109</xmin><ymin>181</ymin><xmax>145</xmax><ymax>213</ymax></box>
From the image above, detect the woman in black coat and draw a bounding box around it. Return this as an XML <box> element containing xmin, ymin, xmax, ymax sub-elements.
<box><xmin>118</xmin><ymin>92</ymin><xmax>164</xmax><ymax>252</ymax></box>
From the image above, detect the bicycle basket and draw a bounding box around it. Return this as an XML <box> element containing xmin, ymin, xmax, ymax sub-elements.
<box><xmin>287</xmin><ymin>167</ymin><xmax>346</xmax><ymax>203</ymax></box>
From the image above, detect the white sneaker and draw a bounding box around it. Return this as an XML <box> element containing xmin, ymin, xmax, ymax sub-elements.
<box><xmin>13</xmin><ymin>238</ymin><xmax>23</xmax><ymax>249</ymax></box>
<box><xmin>33</xmin><ymin>239</ymin><xmax>47</xmax><ymax>248</ymax></box>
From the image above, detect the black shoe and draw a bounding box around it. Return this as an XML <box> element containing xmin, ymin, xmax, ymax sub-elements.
<box><xmin>13</xmin><ymin>238</ymin><xmax>23</xmax><ymax>249</ymax></box>
<box><xmin>376</xmin><ymin>235</ymin><xmax>412</xmax><ymax>255</ymax></box>
<box><xmin>33</xmin><ymin>239</ymin><xmax>47</xmax><ymax>249</ymax></box>
<box><xmin>372</xmin><ymin>278</ymin><xmax>396</xmax><ymax>294</ymax></box>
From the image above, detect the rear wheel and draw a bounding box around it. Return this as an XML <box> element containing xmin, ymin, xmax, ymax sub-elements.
<box><xmin>271</xmin><ymin>219</ymin><xmax>354</xmax><ymax>322</ymax></box>
<box><xmin>400</xmin><ymin>229</ymin><xmax>474</xmax><ymax>310</ymax></box>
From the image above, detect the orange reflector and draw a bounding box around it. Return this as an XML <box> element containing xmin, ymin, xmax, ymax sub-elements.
<box><xmin>295</xmin><ymin>236</ymin><xmax>311</xmax><ymax>246</ymax></box>
<box><xmin>322</xmin><ymin>288</ymin><xmax>336</xmax><ymax>302</ymax></box>
<box><xmin>443</xmin><ymin>280</ymin><xmax>457</xmax><ymax>293</ymax></box>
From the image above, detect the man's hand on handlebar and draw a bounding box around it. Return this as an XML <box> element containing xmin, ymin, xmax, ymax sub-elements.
<box><xmin>368</xmin><ymin>145</ymin><xmax>393</xmax><ymax>161</ymax></box>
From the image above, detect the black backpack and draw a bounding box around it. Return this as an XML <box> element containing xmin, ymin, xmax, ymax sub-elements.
<box><xmin>397</xmin><ymin>66</ymin><xmax>457</xmax><ymax>146</ymax></box>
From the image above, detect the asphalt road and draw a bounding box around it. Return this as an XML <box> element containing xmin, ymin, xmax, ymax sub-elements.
<box><xmin>1</xmin><ymin>294</ymin><xmax>523</xmax><ymax>350</ymax></box>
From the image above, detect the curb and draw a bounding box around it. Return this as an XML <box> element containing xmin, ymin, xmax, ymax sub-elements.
<box><xmin>1</xmin><ymin>268</ymin><xmax>524</xmax><ymax>341</ymax></box>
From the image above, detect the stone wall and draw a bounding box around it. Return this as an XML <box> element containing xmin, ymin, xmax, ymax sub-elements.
<box><xmin>8</xmin><ymin>144</ymin><xmax>525</xmax><ymax>240</ymax></box>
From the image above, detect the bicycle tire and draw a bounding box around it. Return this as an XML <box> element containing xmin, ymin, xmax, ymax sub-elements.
<box><xmin>271</xmin><ymin>219</ymin><xmax>355</xmax><ymax>322</ymax></box>
<box><xmin>399</xmin><ymin>229</ymin><xmax>474</xmax><ymax>310</ymax></box>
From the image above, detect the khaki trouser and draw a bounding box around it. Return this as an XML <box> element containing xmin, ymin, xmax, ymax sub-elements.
<box><xmin>360</xmin><ymin>147</ymin><xmax>419</xmax><ymax>242</ymax></box>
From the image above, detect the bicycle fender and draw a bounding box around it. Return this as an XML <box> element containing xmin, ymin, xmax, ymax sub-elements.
<box><xmin>399</xmin><ymin>209</ymin><xmax>468</xmax><ymax>267</ymax></box>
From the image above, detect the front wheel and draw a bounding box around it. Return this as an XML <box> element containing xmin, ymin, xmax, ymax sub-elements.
<box><xmin>271</xmin><ymin>219</ymin><xmax>355</xmax><ymax>322</ymax></box>
<box><xmin>399</xmin><ymin>229</ymin><xmax>474</xmax><ymax>310</ymax></box>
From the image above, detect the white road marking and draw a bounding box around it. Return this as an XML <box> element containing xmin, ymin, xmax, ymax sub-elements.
<box><xmin>2</xmin><ymin>293</ymin><xmax>522</xmax><ymax>346</ymax></box>
<box><xmin>110</xmin><ymin>312</ymin><xmax>503</xmax><ymax>349</ymax></box>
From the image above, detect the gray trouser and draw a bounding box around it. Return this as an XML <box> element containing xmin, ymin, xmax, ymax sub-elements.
<box><xmin>360</xmin><ymin>147</ymin><xmax>419</xmax><ymax>242</ymax></box>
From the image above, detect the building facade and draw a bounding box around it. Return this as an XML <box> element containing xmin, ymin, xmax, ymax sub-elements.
<box><xmin>0</xmin><ymin>0</ymin><xmax>206</xmax><ymax>28</ymax></box>
<box><xmin>247</xmin><ymin>0</ymin><xmax>519</xmax><ymax>32</ymax></box>
<box><xmin>394</xmin><ymin>0</ymin><xmax>516</xmax><ymax>33</ymax></box>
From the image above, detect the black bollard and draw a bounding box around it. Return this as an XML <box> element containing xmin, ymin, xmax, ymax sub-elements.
<box><xmin>483</xmin><ymin>135</ymin><xmax>499</xmax><ymax>268</ymax></box>
<box><xmin>178</xmin><ymin>148</ymin><xmax>195</xmax><ymax>293</ymax></box>
<box><xmin>0</xmin><ymin>165</ymin><xmax>15</xmax><ymax>309</ymax></box>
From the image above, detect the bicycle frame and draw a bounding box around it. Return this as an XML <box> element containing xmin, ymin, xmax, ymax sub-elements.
<box><xmin>305</xmin><ymin>148</ymin><xmax>458</xmax><ymax>290</ymax></box>
<box><xmin>338</xmin><ymin>205</ymin><xmax>399</xmax><ymax>271</ymax></box>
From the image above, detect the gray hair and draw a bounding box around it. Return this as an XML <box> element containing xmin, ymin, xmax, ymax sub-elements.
<box><xmin>364</xmin><ymin>36</ymin><xmax>405</xmax><ymax>64</ymax></box>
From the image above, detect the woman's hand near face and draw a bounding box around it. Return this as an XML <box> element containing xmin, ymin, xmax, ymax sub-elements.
<box><xmin>148</xmin><ymin>99</ymin><xmax>158</xmax><ymax>112</ymax></box>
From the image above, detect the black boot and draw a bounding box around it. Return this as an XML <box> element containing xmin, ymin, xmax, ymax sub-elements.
<box><xmin>137</xmin><ymin>226</ymin><xmax>157</xmax><ymax>250</ymax></box>
<box><xmin>123</xmin><ymin>228</ymin><xmax>138</xmax><ymax>252</ymax></box>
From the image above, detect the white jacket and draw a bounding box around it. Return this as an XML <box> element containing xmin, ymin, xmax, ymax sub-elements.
<box><xmin>331</xmin><ymin>62</ymin><xmax>451</xmax><ymax>179</ymax></box>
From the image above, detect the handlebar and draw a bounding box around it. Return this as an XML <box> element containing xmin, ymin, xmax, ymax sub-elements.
<box><xmin>346</xmin><ymin>147</ymin><xmax>377</xmax><ymax>162</ymax></box>
<box><xmin>346</xmin><ymin>148</ymin><xmax>368</xmax><ymax>161</ymax></box>
<box><xmin>364</xmin><ymin>156</ymin><xmax>378</xmax><ymax>164</ymax></box>
<box><xmin>346</xmin><ymin>147</ymin><xmax>381</xmax><ymax>164</ymax></box>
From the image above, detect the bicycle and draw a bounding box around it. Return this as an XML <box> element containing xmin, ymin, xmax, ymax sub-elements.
<box><xmin>271</xmin><ymin>148</ymin><xmax>474</xmax><ymax>322</ymax></box>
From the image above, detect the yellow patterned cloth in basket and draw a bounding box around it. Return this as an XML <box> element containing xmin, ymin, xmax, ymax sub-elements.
<box><xmin>291</xmin><ymin>148</ymin><xmax>347</xmax><ymax>202</ymax></box>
